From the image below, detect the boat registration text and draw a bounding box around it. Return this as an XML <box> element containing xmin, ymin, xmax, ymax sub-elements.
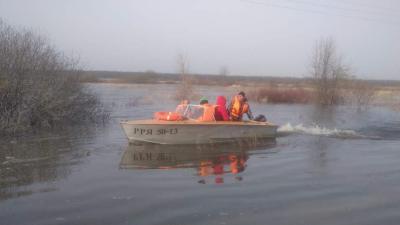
<box><xmin>133</xmin><ymin>128</ymin><xmax>178</xmax><ymax>135</ymax></box>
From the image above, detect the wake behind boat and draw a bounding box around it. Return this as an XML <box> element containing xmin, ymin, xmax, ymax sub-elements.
<box><xmin>120</xmin><ymin>119</ymin><xmax>278</xmax><ymax>144</ymax></box>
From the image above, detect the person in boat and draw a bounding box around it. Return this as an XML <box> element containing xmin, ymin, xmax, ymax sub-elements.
<box><xmin>243</xmin><ymin>97</ymin><xmax>254</xmax><ymax>119</ymax></box>
<box><xmin>197</xmin><ymin>97</ymin><xmax>216</xmax><ymax>122</ymax></box>
<box><xmin>175</xmin><ymin>99</ymin><xmax>190</xmax><ymax>116</ymax></box>
<box><xmin>199</xmin><ymin>97</ymin><xmax>208</xmax><ymax>105</ymax></box>
<box><xmin>214</xmin><ymin>96</ymin><xmax>229</xmax><ymax>121</ymax></box>
<box><xmin>228</xmin><ymin>91</ymin><xmax>254</xmax><ymax>121</ymax></box>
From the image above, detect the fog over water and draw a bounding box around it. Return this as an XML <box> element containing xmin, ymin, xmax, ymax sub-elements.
<box><xmin>0</xmin><ymin>0</ymin><xmax>399</xmax><ymax>79</ymax></box>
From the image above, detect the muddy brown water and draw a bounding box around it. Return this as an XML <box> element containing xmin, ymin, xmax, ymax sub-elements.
<box><xmin>1</xmin><ymin>83</ymin><xmax>400</xmax><ymax>225</ymax></box>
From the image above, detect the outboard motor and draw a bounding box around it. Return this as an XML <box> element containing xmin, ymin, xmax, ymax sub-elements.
<box><xmin>254</xmin><ymin>114</ymin><xmax>267</xmax><ymax>122</ymax></box>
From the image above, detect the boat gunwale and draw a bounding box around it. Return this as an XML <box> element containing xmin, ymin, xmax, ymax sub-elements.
<box><xmin>120</xmin><ymin>119</ymin><xmax>278</xmax><ymax>127</ymax></box>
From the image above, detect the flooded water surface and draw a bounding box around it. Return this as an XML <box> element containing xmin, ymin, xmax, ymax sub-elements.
<box><xmin>1</xmin><ymin>84</ymin><xmax>400</xmax><ymax>225</ymax></box>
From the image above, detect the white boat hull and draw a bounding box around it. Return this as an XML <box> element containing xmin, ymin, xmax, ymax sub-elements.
<box><xmin>120</xmin><ymin>120</ymin><xmax>278</xmax><ymax>144</ymax></box>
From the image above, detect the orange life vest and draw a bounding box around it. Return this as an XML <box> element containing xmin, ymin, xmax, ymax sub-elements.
<box><xmin>197</xmin><ymin>104</ymin><xmax>216</xmax><ymax>122</ymax></box>
<box><xmin>154</xmin><ymin>111</ymin><xmax>183</xmax><ymax>121</ymax></box>
<box><xmin>230</xmin><ymin>96</ymin><xmax>248</xmax><ymax>120</ymax></box>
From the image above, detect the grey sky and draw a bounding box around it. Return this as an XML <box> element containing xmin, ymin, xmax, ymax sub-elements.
<box><xmin>1</xmin><ymin>0</ymin><xmax>399</xmax><ymax>79</ymax></box>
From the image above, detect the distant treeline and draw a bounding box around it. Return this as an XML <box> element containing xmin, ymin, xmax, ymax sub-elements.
<box><xmin>81</xmin><ymin>70</ymin><xmax>314</xmax><ymax>87</ymax></box>
<box><xmin>81</xmin><ymin>70</ymin><xmax>400</xmax><ymax>88</ymax></box>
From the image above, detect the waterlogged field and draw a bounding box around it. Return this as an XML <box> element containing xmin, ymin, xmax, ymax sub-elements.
<box><xmin>1</xmin><ymin>83</ymin><xmax>400</xmax><ymax>225</ymax></box>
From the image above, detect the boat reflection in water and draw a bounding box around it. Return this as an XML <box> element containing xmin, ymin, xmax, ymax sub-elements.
<box><xmin>120</xmin><ymin>139</ymin><xmax>277</xmax><ymax>184</ymax></box>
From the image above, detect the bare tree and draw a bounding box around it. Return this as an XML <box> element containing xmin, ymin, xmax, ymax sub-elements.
<box><xmin>0</xmin><ymin>19</ymin><xmax>108</xmax><ymax>134</ymax></box>
<box><xmin>219</xmin><ymin>66</ymin><xmax>229</xmax><ymax>76</ymax></box>
<box><xmin>310</xmin><ymin>37</ymin><xmax>350</xmax><ymax>105</ymax></box>
<box><xmin>217</xmin><ymin>66</ymin><xmax>230</xmax><ymax>86</ymax></box>
<box><xmin>175</xmin><ymin>54</ymin><xmax>194</xmax><ymax>100</ymax></box>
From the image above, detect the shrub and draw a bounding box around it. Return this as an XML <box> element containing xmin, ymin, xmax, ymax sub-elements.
<box><xmin>0</xmin><ymin>19</ymin><xmax>109</xmax><ymax>134</ymax></box>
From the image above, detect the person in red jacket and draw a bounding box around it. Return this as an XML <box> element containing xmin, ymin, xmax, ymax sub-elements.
<box><xmin>214</xmin><ymin>96</ymin><xmax>229</xmax><ymax>121</ymax></box>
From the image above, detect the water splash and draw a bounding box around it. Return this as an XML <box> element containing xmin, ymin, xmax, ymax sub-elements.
<box><xmin>277</xmin><ymin>123</ymin><xmax>377</xmax><ymax>139</ymax></box>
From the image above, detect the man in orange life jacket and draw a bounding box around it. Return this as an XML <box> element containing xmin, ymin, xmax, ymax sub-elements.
<box><xmin>228</xmin><ymin>91</ymin><xmax>254</xmax><ymax>121</ymax></box>
<box><xmin>198</xmin><ymin>97</ymin><xmax>216</xmax><ymax>122</ymax></box>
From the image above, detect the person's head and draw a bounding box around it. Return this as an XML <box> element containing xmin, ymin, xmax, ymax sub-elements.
<box><xmin>180</xmin><ymin>99</ymin><xmax>189</xmax><ymax>105</ymax></box>
<box><xmin>199</xmin><ymin>97</ymin><xmax>208</xmax><ymax>105</ymax></box>
<box><xmin>216</xmin><ymin>96</ymin><xmax>226</xmax><ymax>106</ymax></box>
<box><xmin>237</xmin><ymin>91</ymin><xmax>246</xmax><ymax>102</ymax></box>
